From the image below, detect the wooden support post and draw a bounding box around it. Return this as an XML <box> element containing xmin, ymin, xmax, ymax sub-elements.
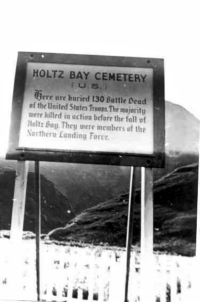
<box><xmin>8</xmin><ymin>161</ymin><xmax>29</xmax><ymax>299</ymax></box>
<box><xmin>10</xmin><ymin>161</ymin><xmax>29</xmax><ymax>242</ymax></box>
<box><xmin>141</xmin><ymin>167</ymin><xmax>153</xmax><ymax>255</ymax></box>
<box><xmin>35</xmin><ymin>161</ymin><xmax>41</xmax><ymax>301</ymax></box>
<box><xmin>140</xmin><ymin>167</ymin><xmax>154</xmax><ymax>302</ymax></box>
<box><xmin>124</xmin><ymin>166</ymin><xmax>137</xmax><ymax>302</ymax></box>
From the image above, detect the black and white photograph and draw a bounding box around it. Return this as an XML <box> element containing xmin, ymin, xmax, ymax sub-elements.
<box><xmin>0</xmin><ymin>1</ymin><xmax>199</xmax><ymax>301</ymax></box>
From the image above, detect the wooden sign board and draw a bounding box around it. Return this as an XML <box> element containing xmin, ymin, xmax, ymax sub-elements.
<box><xmin>6</xmin><ymin>52</ymin><xmax>165</xmax><ymax>167</ymax></box>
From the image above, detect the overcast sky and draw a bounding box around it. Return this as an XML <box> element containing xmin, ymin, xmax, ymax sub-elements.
<box><xmin>0</xmin><ymin>0</ymin><xmax>199</xmax><ymax>156</ymax></box>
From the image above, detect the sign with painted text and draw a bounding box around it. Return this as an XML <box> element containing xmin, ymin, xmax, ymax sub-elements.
<box><xmin>19</xmin><ymin>63</ymin><xmax>153</xmax><ymax>154</ymax></box>
<box><xmin>7</xmin><ymin>52</ymin><xmax>165</xmax><ymax>167</ymax></box>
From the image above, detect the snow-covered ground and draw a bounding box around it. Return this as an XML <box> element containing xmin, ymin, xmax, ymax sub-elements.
<box><xmin>0</xmin><ymin>238</ymin><xmax>196</xmax><ymax>302</ymax></box>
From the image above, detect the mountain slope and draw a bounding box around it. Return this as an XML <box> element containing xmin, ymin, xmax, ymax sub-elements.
<box><xmin>0</xmin><ymin>169</ymin><xmax>75</xmax><ymax>233</ymax></box>
<box><xmin>47</xmin><ymin>163</ymin><xmax>198</xmax><ymax>256</ymax></box>
<box><xmin>165</xmin><ymin>101</ymin><xmax>199</xmax><ymax>156</ymax></box>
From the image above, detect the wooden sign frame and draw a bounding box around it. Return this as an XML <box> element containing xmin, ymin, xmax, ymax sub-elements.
<box><xmin>6</xmin><ymin>52</ymin><xmax>165</xmax><ymax>168</ymax></box>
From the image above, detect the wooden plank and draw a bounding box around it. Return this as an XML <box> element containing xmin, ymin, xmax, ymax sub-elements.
<box><xmin>10</xmin><ymin>161</ymin><xmax>29</xmax><ymax>242</ymax></box>
<box><xmin>88</xmin><ymin>250</ymin><xmax>95</xmax><ymax>301</ymax></box>
<box><xmin>170</xmin><ymin>257</ymin><xmax>178</xmax><ymax>302</ymax></box>
<box><xmin>160</xmin><ymin>256</ymin><xmax>167</xmax><ymax>302</ymax></box>
<box><xmin>7</xmin><ymin>149</ymin><xmax>162</xmax><ymax>168</ymax></box>
<box><xmin>124</xmin><ymin>166</ymin><xmax>137</xmax><ymax>302</ymax></box>
<box><xmin>140</xmin><ymin>167</ymin><xmax>154</xmax><ymax>302</ymax></box>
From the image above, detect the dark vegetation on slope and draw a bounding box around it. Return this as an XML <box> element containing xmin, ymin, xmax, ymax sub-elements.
<box><xmin>0</xmin><ymin>170</ymin><xmax>75</xmax><ymax>233</ymax></box>
<box><xmin>47</xmin><ymin>163</ymin><xmax>198</xmax><ymax>256</ymax></box>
